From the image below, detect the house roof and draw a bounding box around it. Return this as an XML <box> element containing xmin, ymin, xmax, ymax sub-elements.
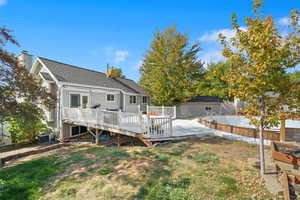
<box><xmin>187</xmin><ymin>96</ymin><xmax>223</xmax><ymax>103</ymax></box>
<box><xmin>40</xmin><ymin>72</ymin><xmax>54</xmax><ymax>81</ymax></box>
<box><xmin>38</xmin><ymin>57</ymin><xmax>146</xmax><ymax>95</ymax></box>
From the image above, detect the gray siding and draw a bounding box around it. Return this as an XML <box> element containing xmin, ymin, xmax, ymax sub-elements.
<box><xmin>176</xmin><ymin>102</ymin><xmax>236</xmax><ymax>119</ymax></box>
<box><xmin>62</xmin><ymin>86</ymin><xmax>122</xmax><ymax>110</ymax></box>
<box><xmin>63</xmin><ymin>124</ymin><xmax>71</xmax><ymax>138</ymax></box>
<box><xmin>124</xmin><ymin>94</ymin><xmax>147</xmax><ymax>113</ymax></box>
<box><xmin>176</xmin><ymin>102</ymin><xmax>222</xmax><ymax>118</ymax></box>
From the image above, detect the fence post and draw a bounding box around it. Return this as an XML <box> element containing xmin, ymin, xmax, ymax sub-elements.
<box><xmin>162</xmin><ymin>105</ymin><xmax>165</xmax><ymax>116</ymax></box>
<box><xmin>138</xmin><ymin>112</ymin><xmax>142</xmax><ymax>130</ymax></box>
<box><xmin>169</xmin><ymin>117</ymin><xmax>173</xmax><ymax>136</ymax></box>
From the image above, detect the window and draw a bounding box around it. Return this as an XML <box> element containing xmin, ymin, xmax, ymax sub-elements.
<box><xmin>142</xmin><ymin>96</ymin><xmax>148</xmax><ymax>104</ymax></box>
<box><xmin>82</xmin><ymin>96</ymin><xmax>88</xmax><ymax>109</ymax></box>
<box><xmin>71</xmin><ymin>126</ymin><xmax>87</xmax><ymax>136</ymax></box>
<box><xmin>70</xmin><ymin>94</ymin><xmax>80</xmax><ymax>108</ymax></box>
<box><xmin>107</xmin><ymin>94</ymin><xmax>115</xmax><ymax>102</ymax></box>
<box><xmin>130</xmin><ymin>96</ymin><xmax>136</xmax><ymax>104</ymax></box>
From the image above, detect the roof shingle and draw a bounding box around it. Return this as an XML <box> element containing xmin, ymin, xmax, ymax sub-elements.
<box><xmin>38</xmin><ymin>57</ymin><xmax>145</xmax><ymax>94</ymax></box>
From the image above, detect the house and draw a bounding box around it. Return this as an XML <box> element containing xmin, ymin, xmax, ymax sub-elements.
<box><xmin>176</xmin><ymin>96</ymin><xmax>236</xmax><ymax>118</ymax></box>
<box><xmin>18</xmin><ymin>51</ymin><xmax>150</xmax><ymax>141</ymax></box>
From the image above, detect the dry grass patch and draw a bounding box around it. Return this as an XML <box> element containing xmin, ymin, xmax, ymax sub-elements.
<box><xmin>0</xmin><ymin>136</ymin><xmax>280</xmax><ymax>200</ymax></box>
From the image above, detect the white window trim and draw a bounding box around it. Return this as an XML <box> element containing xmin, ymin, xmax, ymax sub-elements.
<box><xmin>129</xmin><ymin>95</ymin><xmax>137</xmax><ymax>104</ymax></box>
<box><xmin>142</xmin><ymin>96</ymin><xmax>148</xmax><ymax>104</ymax></box>
<box><xmin>106</xmin><ymin>94</ymin><xmax>116</xmax><ymax>102</ymax></box>
<box><xmin>69</xmin><ymin>93</ymin><xmax>90</xmax><ymax>108</ymax></box>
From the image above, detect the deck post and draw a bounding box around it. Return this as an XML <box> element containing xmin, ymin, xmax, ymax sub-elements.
<box><xmin>173</xmin><ymin>106</ymin><xmax>176</xmax><ymax>119</ymax></box>
<box><xmin>118</xmin><ymin>110</ymin><xmax>122</xmax><ymax>127</ymax></box>
<box><xmin>96</xmin><ymin>108</ymin><xmax>98</xmax><ymax>125</ymax></box>
<box><xmin>95</xmin><ymin>129</ymin><xmax>100</xmax><ymax>145</ymax></box>
<box><xmin>162</xmin><ymin>105</ymin><xmax>165</xmax><ymax>116</ymax></box>
<box><xmin>280</xmin><ymin>119</ymin><xmax>286</xmax><ymax>142</ymax></box>
<box><xmin>117</xmin><ymin>134</ymin><xmax>120</xmax><ymax>147</ymax></box>
<box><xmin>169</xmin><ymin>117</ymin><xmax>173</xmax><ymax>136</ymax></box>
<box><xmin>147</xmin><ymin>115</ymin><xmax>150</xmax><ymax>135</ymax></box>
<box><xmin>138</xmin><ymin>112</ymin><xmax>143</xmax><ymax>129</ymax></box>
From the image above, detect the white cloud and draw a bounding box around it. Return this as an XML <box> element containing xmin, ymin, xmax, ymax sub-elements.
<box><xmin>278</xmin><ymin>17</ymin><xmax>289</xmax><ymax>26</ymax></box>
<box><xmin>199</xmin><ymin>27</ymin><xmax>246</xmax><ymax>43</ymax></box>
<box><xmin>200</xmin><ymin>50</ymin><xmax>225</xmax><ymax>67</ymax></box>
<box><xmin>114</xmin><ymin>50</ymin><xmax>130</xmax><ymax>64</ymax></box>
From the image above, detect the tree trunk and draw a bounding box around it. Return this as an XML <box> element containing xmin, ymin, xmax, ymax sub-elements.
<box><xmin>259</xmin><ymin>118</ymin><xmax>266</xmax><ymax>175</ymax></box>
<box><xmin>95</xmin><ymin>129</ymin><xmax>100</xmax><ymax>145</ymax></box>
<box><xmin>259</xmin><ymin>99</ymin><xmax>266</xmax><ymax>175</ymax></box>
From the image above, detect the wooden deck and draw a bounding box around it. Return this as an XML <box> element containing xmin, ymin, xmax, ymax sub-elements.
<box><xmin>62</xmin><ymin>108</ymin><xmax>175</xmax><ymax>144</ymax></box>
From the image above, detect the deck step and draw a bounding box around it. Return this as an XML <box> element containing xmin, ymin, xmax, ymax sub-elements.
<box><xmin>137</xmin><ymin>136</ymin><xmax>153</xmax><ymax>147</ymax></box>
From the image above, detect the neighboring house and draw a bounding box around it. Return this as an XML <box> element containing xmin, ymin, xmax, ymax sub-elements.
<box><xmin>176</xmin><ymin>96</ymin><xmax>236</xmax><ymax>118</ymax></box>
<box><xmin>18</xmin><ymin>51</ymin><xmax>149</xmax><ymax>140</ymax></box>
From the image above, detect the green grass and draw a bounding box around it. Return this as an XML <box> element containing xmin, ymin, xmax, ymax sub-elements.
<box><xmin>0</xmin><ymin>146</ymin><xmax>130</xmax><ymax>200</ymax></box>
<box><xmin>192</xmin><ymin>151</ymin><xmax>220</xmax><ymax>164</ymax></box>
<box><xmin>0</xmin><ymin>137</ymin><xmax>277</xmax><ymax>200</ymax></box>
<box><xmin>0</xmin><ymin>156</ymin><xmax>63</xmax><ymax>200</ymax></box>
<box><xmin>98</xmin><ymin>167</ymin><xmax>114</xmax><ymax>175</ymax></box>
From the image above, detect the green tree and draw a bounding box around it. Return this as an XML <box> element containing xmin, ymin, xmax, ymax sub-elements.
<box><xmin>289</xmin><ymin>70</ymin><xmax>300</xmax><ymax>83</ymax></box>
<box><xmin>139</xmin><ymin>25</ymin><xmax>204</xmax><ymax>106</ymax></box>
<box><xmin>9</xmin><ymin>102</ymin><xmax>50</xmax><ymax>143</ymax></box>
<box><xmin>220</xmin><ymin>1</ymin><xmax>300</xmax><ymax>174</ymax></box>
<box><xmin>0</xmin><ymin>27</ymin><xmax>56</xmax><ymax>119</ymax></box>
<box><xmin>0</xmin><ymin>27</ymin><xmax>56</xmax><ymax>143</ymax></box>
<box><xmin>114</xmin><ymin>68</ymin><xmax>125</xmax><ymax>78</ymax></box>
<box><xmin>196</xmin><ymin>62</ymin><xmax>231</xmax><ymax>100</ymax></box>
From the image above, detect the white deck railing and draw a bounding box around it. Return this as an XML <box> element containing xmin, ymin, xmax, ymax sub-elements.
<box><xmin>62</xmin><ymin>108</ymin><xmax>173</xmax><ymax>139</ymax></box>
<box><xmin>147</xmin><ymin>105</ymin><xmax>176</xmax><ymax>118</ymax></box>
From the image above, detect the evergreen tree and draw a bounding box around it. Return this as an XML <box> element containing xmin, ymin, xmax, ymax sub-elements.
<box><xmin>139</xmin><ymin>25</ymin><xmax>204</xmax><ymax>106</ymax></box>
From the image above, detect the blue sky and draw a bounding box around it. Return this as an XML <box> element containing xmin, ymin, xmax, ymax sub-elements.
<box><xmin>0</xmin><ymin>0</ymin><xmax>299</xmax><ymax>81</ymax></box>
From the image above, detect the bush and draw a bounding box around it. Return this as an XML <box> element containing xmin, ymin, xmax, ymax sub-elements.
<box><xmin>8</xmin><ymin>102</ymin><xmax>50</xmax><ymax>144</ymax></box>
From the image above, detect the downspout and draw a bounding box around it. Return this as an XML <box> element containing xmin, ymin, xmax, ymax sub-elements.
<box><xmin>123</xmin><ymin>92</ymin><xmax>126</xmax><ymax>112</ymax></box>
<box><xmin>57</xmin><ymin>84</ymin><xmax>64</xmax><ymax>142</ymax></box>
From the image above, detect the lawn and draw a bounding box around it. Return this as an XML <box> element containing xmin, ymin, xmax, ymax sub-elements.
<box><xmin>0</xmin><ymin>136</ymin><xmax>279</xmax><ymax>200</ymax></box>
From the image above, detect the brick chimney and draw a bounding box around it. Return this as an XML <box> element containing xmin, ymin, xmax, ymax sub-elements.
<box><xmin>17</xmin><ymin>50</ymin><xmax>33</xmax><ymax>71</ymax></box>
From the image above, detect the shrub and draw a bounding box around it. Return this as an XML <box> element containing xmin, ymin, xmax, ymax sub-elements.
<box><xmin>8</xmin><ymin>102</ymin><xmax>50</xmax><ymax>144</ymax></box>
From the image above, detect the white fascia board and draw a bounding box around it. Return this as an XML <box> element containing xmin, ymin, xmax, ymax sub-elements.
<box><xmin>36</xmin><ymin>58</ymin><xmax>60</xmax><ymax>84</ymax></box>
<box><xmin>58</xmin><ymin>81</ymin><xmax>141</xmax><ymax>96</ymax></box>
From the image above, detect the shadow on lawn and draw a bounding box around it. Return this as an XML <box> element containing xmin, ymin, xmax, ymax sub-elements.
<box><xmin>0</xmin><ymin>146</ymin><xmax>130</xmax><ymax>200</ymax></box>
